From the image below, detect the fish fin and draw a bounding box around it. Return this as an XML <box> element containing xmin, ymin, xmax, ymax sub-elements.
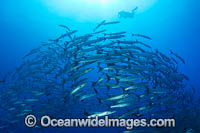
<box><xmin>94</xmin><ymin>88</ymin><xmax>98</xmax><ymax>94</ymax></box>
<box><xmin>97</xmin><ymin>98</ymin><xmax>102</xmax><ymax>104</ymax></box>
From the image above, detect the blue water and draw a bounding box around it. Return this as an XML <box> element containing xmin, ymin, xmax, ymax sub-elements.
<box><xmin>0</xmin><ymin>0</ymin><xmax>200</xmax><ymax>132</ymax></box>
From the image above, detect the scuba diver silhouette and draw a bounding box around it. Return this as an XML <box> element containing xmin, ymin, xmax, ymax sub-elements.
<box><xmin>118</xmin><ymin>7</ymin><xmax>138</xmax><ymax>18</ymax></box>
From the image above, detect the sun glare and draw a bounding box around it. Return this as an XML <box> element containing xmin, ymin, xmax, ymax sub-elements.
<box><xmin>41</xmin><ymin>0</ymin><xmax>158</xmax><ymax>20</ymax></box>
<box><xmin>100</xmin><ymin>0</ymin><xmax>109</xmax><ymax>5</ymax></box>
<box><xmin>82</xmin><ymin>0</ymin><xmax>114</xmax><ymax>7</ymax></box>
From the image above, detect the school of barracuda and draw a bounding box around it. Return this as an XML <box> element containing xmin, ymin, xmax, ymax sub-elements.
<box><xmin>0</xmin><ymin>20</ymin><xmax>199</xmax><ymax>133</ymax></box>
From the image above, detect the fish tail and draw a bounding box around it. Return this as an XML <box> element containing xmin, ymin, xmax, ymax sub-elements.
<box><xmin>117</xmin><ymin>40</ymin><xmax>121</xmax><ymax>44</ymax></box>
<box><xmin>170</xmin><ymin>50</ymin><xmax>174</xmax><ymax>54</ymax></box>
<box><xmin>91</xmin><ymin>81</ymin><xmax>96</xmax><ymax>87</ymax></box>
<box><xmin>116</xmin><ymin>79</ymin><xmax>119</xmax><ymax>84</ymax></box>
<box><xmin>106</xmin><ymin>104</ymin><xmax>110</xmax><ymax>109</ymax></box>
<box><xmin>94</xmin><ymin>88</ymin><xmax>98</xmax><ymax>94</ymax></box>
<box><xmin>98</xmin><ymin>67</ymin><xmax>103</xmax><ymax>72</ymax></box>
<box><xmin>97</xmin><ymin>62</ymin><xmax>101</xmax><ymax>67</ymax></box>
<box><xmin>105</xmin><ymin>74</ymin><xmax>111</xmax><ymax>81</ymax></box>
<box><xmin>97</xmin><ymin>97</ymin><xmax>102</xmax><ymax>104</ymax></box>
<box><xmin>132</xmin><ymin>6</ymin><xmax>138</xmax><ymax>13</ymax></box>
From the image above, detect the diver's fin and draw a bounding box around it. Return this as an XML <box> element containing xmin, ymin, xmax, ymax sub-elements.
<box><xmin>132</xmin><ymin>6</ymin><xmax>138</xmax><ymax>13</ymax></box>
